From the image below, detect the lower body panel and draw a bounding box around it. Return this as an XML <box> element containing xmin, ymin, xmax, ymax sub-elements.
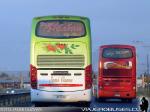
<box><xmin>98</xmin><ymin>90</ymin><xmax>136</xmax><ymax>99</ymax></box>
<box><xmin>31</xmin><ymin>89</ymin><xmax>92</xmax><ymax>103</ymax></box>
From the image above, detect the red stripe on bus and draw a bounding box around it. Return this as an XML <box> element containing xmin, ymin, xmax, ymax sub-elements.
<box><xmin>39</xmin><ymin>84</ymin><xmax>83</xmax><ymax>87</ymax></box>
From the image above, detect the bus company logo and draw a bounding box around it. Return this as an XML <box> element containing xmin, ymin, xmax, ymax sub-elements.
<box><xmin>45</xmin><ymin>43</ymin><xmax>80</xmax><ymax>54</ymax></box>
<box><xmin>104</xmin><ymin>61</ymin><xmax>132</xmax><ymax>69</ymax></box>
<box><xmin>51</xmin><ymin>76</ymin><xmax>73</xmax><ymax>83</ymax></box>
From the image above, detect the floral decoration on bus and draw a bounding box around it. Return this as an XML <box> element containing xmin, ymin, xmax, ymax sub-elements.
<box><xmin>104</xmin><ymin>61</ymin><xmax>132</xmax><ymax>69</ymax></box>
<box><xmin>45</xmin><ymin>43</ymin><xmax>80</xmax><ymax>54</ymax></box>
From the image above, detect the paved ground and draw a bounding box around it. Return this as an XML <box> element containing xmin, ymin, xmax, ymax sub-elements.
<box><xmin>30</xmin><ymin>97</ymin><xmax>146</xmax><ymax>112</ymax></box>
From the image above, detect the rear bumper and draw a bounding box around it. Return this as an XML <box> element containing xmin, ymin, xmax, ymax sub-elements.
<box><xmin>31</xmin><ymin>89</ymin><xmax>92</xmax><ymax>102</ymax></box>
<box><xmin>98</xmin><ymin>90</ymin><xmax>136</xmax><ymax>99</ymax></box>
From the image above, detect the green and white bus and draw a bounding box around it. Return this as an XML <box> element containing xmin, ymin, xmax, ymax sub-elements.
<box><xmin>30</xmin><ymin>15</ymin><xmax>92</xmax><ymax>106</ymax></box>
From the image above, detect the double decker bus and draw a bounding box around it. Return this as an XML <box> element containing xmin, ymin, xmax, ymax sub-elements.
<box><xmin>97</xmin><ymin>45</ymin><xmax>136</xmax><ymax>102</ymax></box>
<box><xmin>30</xmin><ymin>15</ymin><xmax>92</xmax><ymax>106</ymax></box>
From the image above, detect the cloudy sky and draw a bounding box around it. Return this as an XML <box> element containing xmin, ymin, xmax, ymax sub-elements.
<box><xmin>0</xmin><ymin>0</ymin><xmax>150</xmax><ymax>75</ymax></box>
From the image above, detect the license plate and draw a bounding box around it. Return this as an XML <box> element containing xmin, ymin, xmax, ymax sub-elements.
<box><xmin>56</xmin><ymin>95</ymin><xmax>66</xmax><ymax>98</ymax></box>
<box><xmin>114</xmin><ymin>94</ymin><xmax>120</xmax><ymax>97</ymax></box>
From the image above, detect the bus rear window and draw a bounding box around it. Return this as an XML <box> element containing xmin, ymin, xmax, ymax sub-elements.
<box><xmin>102</xmin><ymin>48</ymin><xmax>133</xmax><ymax>59</ymax></box>
<box><xmin>36</xmin><ymin>20</ymin><xmax>85</xmax><ymax>38</ymax></box>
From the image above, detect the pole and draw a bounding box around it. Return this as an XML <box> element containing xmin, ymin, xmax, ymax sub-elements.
<box><xmin>147</xmin><ymin>54</ymin><xmax>149</xmax><ymax>75</ymax></box>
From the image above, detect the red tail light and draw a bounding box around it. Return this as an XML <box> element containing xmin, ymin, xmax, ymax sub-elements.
<box><xmin>30</xmin><ymin>64</ymin><xmax>37</xmax><ymax>89</ymax></box>
<box><xmin>85</xmin><ymin>64</ymin><xmax>92</xmax><ymax>89</ymax></box>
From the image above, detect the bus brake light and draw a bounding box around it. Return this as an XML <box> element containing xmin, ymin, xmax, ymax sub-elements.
<box><xmin>85</xmin><ymin>65</ymin><xmax>92</xmax><ymax>89</ymax></box>
<box><xmin>30</xmin><ymin>64</ymin><xmax>37</xmax><ymax>89</ymax></box>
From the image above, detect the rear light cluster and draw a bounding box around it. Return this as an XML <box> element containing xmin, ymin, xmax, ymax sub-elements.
<box><xmin>30</xmin><ymin>64</ymin><xmax>37</xmax><ymax>89</ymax></box>
<box><xmin>133</xmin><ymin>86</ymin><xmax>136</xmax><ymax>90</ymax></box>
<box><xmin>85</xmin><ymin>64</ymin><xmax>92</xmax><ymax>89</ymax></box>
<box><xmin>133</xmin><ymin>79</ymin><xmax>136</xmax><ymax>90</ymax></box>
<box><xmin>99</xmin><ymin>86</ymin><xmax>103</xmax><ymax>90</ymax></box>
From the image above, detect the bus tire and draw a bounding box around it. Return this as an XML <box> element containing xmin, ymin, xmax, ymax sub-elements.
<box><xmin>80</xmin><ymin>102</ymin><xmax>91</xmax><ymax>107</ymax></box>
<box><xmin>127</xmin><ymin>99</ymin><xmax>132</xmax><ymax>103</ymax></box>
<box><xmin>122</xmin><ymin>99</ymin><xmax>132</xmax><ymax>103</ymax></box>
<box><xmin>33</xmin><ymin>102</ymin><xmax>45</xmax><ymax>107</ymax></box>
<box><xmin>98</xmin><ymin>98</ymin><xmax>105</xmax><ymax>102</ymax></box>
<box><xmin>122</xmin><ymin>99</ymin><xmax>127</xmax><ymax>103</ymax></box>
<box><xmin>84</xmin><ymin>102</ymin><xmax>91</xmax><ymax>107</ymax></box>
<box><xmin>33</xmin><ymin>102</ymin><xmax>40</xmax><ymax>107</ymax></box>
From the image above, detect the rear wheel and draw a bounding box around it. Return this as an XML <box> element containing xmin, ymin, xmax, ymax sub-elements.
<box><xmin>127</xmin><ymin>99</ymin><xmax>132</xmax><ymax>103</ymax></box>
<box><xmin>33</xmin><ymin>102</ymin><xmax>43</xmax><ymax>107</ymax></box>
<box><xmin>84</xmin><ymin>102</ymin><xmax>91</xmax><ymax>107</ymax></box>
<box><xmin>79</xmin><ymin>102</ymin><xmax>91</xmax><ymax>107</ymax></box>
<box><xmin>121</xmin><ymin>99</ymin><xmax>132</xmax><ymax>103</ymax></box>
<box><xmin>33</xmin><ymin>102</ymin><xmax>49</xmax><ymax>107</ymax></box>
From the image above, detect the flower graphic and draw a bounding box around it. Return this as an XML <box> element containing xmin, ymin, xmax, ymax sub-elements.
<box><xmin>56</xmin><ymin>44</ymin><xmax>66</xmax><ymax>50</ymax></box>
<box><xmin>45</xmin><ymin>43</ymin><xmax>80</xmax><ymax>54</ymax></box>
<box><xmin>46</xmin><ymin>44</ymin><xmax>56</xmax><ymax>51</ymax></box>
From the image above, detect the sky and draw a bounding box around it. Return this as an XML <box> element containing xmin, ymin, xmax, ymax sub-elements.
<box><xmin>0</xmin><ymin>0</ymin><xmax>150</xmax><ymax>75</ymax></box>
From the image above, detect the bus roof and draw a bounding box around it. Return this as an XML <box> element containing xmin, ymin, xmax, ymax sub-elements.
<box><xmin>33</xmin><ymin>15</ymin><xmax>89</xmax><ymax>21</ymax></box>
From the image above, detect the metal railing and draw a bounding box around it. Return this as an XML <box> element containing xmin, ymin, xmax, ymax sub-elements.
<box><xmin>137</xmin><ymin>85</ymin><xmax>150</xmax><ymax>97</ymax></box>
<box><xmin>0</xmin><ymin>92</ymin><xmax>31</xmax><ymax>107</ymax></box>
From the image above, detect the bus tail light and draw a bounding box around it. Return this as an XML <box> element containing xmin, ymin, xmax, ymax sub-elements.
<box><xmin>99</xmin><ymin>86</ymin><xmax>103</xmax><ymax>90</ymax></box>
<box><xmin>133</xmin><ymin>86</ymin><xmax>136</xmax><ymax>90</ymax></box>
<box><xmin>133</xmin><ymin>80</ymin><xmax>136</xmax><ymax>90</ymax></box>
<box><xmin>99</xmin><ymin>62</ymin><xmax>102</xmax><ymax>69</ymax></box>
<box><xmin>85</xmin><ymin>65</ymin><xmax>92</xmax><ymax>89</ymax></box>
<box><xmin>30</xmin><ymin>64</ymin><xmax>37</xmax><ymax>89</ymax></box>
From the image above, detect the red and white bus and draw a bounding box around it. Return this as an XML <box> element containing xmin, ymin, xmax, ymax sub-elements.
<box><xmin>96</xmin><ymin>45</ymin><xmax>136</xmax><ymax>102</ymax></box>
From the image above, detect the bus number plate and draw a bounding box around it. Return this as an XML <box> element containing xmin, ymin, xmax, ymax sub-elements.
<box><xmin>56</xmin><ymin>95</ymin><xmax>66</xmax><ymax>98</ymax></box>
<box><xmin>114</xmin><ymin>94</ymin><xmax>120</xmax><ymax>97</ymax></box>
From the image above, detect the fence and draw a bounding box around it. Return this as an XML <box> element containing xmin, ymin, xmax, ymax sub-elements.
<box><xmin>0</xmin><ymin>92</ymin><xmax>31</xmax><ymax>107</ymax></box>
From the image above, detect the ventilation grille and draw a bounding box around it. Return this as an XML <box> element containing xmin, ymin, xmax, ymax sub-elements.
<box><xmin>37</xmin><ymin>55</ymin><xmax>85</xmax><ymax>67</ymax></box>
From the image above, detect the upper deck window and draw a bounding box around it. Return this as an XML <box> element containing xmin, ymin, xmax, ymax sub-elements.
<box><xmin>102</xmin><ymin>48</ymin><xmax>133</xmax><ymax>59</ymax></box>
<box><xmin>36</xmin><ymin>20</ymin><xmax>86</xmax><ymax>38</ymax></box>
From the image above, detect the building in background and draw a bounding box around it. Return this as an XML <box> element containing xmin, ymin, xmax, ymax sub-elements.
<box><xmin>0</xmin><ymin>72</ymin><xmax>30</xmax><ymax>89</ymax></box>
<box><xmin>0</xmin><ymin>80</ymin><xmax>21</xmax><ymax>89</ymax></box>
<box><xmin>139</xmin><ymin>74</ymin><xmax>150</xmax><ymax>88</ymax></box>
<box><xmin>137</xmin><ymin>77</ymin><xmax>142</xmax><ymax>87</ymax></box>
